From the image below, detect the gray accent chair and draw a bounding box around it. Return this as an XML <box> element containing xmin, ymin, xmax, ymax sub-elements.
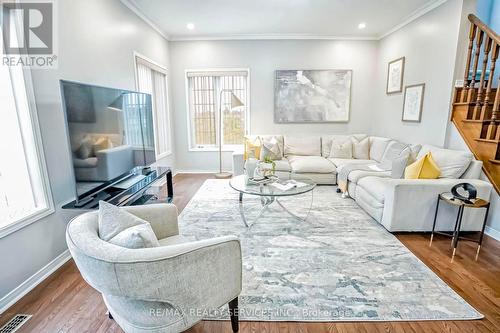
<box><xmin>66</xmin><ymin>204</ymin><xmax>242</xmax><ymax>333</ymax></box>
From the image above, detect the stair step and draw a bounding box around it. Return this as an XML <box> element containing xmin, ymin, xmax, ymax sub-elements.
<box><xmin>489</xmin><ymin>159</ymin><xmax>500</xmax><ymax>165</ymax></box>
<box><xmin>462</xmin><ymin>119</ymin><xmax>483</xmax><ymax>123</ymax></box>
<box><xmin>475</xmin><ymin>138</ymin><xmax>500</xmax><ymax>144</ymax></box>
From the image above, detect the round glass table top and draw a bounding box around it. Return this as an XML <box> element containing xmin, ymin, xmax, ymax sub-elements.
<box><xmin>229</xmin><ymin>175</ymin><xmax>316</xmax><ymax>197</ymax></box>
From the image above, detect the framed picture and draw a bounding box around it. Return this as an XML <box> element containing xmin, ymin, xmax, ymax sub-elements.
<box><xmin>386</xmin><ymin>57</ymin><xmax>405</xmax><ymax>94</ymax></box>
<box><xmin>402</xmin><ymin>83</ymin><xmax>425</xmax><ymax>122</ymax></box>
<box><xmin>274</xmin><ymin>69</ymin><xmax>352</xmax><ymax>123</ymax></box>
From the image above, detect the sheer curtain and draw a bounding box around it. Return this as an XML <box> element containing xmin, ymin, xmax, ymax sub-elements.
<box><xmin>135</xmin><ymin>57</ymin><xmax>171</xmax><ymax>159</ymax></box>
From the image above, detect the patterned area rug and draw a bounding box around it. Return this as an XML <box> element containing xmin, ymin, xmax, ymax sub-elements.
<box><xmin>178</xmin><ymin>180</ymin><xmax>482</xmax><ymax>321</ymax></box>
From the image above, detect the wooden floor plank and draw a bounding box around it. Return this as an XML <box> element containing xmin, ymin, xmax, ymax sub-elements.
<box><xmin>1</xmin><ymin>173</ymin><xmax>498</xmax><ymax>333</ymax></box>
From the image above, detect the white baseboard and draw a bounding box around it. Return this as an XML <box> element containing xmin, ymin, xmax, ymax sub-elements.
<box><xmin>485</xmin><ymin>226</ymin><xmax>500</xmax><ymax>241</ymax></box>
<box><xmin>0</xmin><ymin>250</ymin><xmax>72</xmax><ymax>314</ymax></box>
<box><xmin>175</xmin><ymin>169</ymin><xmax>231</xmax><ymax>174</ymax></box>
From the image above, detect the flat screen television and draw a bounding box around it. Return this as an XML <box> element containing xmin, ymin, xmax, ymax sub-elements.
<box><xmin>60</xmin><ymin>80</ymin><xmax>156</xmax><ymax>203</ymax></box>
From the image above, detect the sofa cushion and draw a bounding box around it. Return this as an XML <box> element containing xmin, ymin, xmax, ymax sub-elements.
<box><xmin>369</xmin><ymin>137</ymin><xmax>392</xmax><ymax>162</ymax></box>
<box><xmin>98</xmin><ymin>201</ymin><xmax>149</xmax><ymax>241</ymax></box>
<box><xmin>348</xmin><ymin>169</ymin><xmax>391</xmax><ymax>184</ymax></box>
<box><xmin>404</xmin><ymin>152</ymin><xmax>441</xmax><ymax>179</ymax></box>
<box><xmin>351</xmin><ymin>137</ymin><xmax>370</xmax><ymax>159</ymax></box>
<box><xmin>381</xmin><ymin>141</ymin><xmax>409</xmax><ymax>162</ymax></box>
<box><xmin>108</xmin><ymin>223</ymin><xmax>160</xmax><ymax>249</ymax></box>
<box><xmin>391</xmin><ymin>155</ymin><xmax>410</xmax><ymax>179</ymax></box>
<box><xmin>273</xmin><ymin>159</ymin><xmax>292</xmax><ymax>172</ymax></box>
<box><xmin>328</xmin><ymin>158</ymin><xmax>373</xmax><ymax>170</ymax></box>
<box><xmin>321</xmin><ymin>135</ymin><xmax>349</xmax><ymax>157</ymax></box>
<box><xmin>284</xmin><ymin>136</ymin><xmax>321</xmax><ymax>156</ymax></box>
<box><xmin>417</xmin><ymin>145</ymin><xmax>473</xmax><ymax>179</ymax></box>
<box><xmin>357</xmin><ymin>176</ymin><xmax>393</xmax><ymax>204</ymax></box>
<box><xmin>260</xmin><ymin>136</ymin><xmax>283</xmax><ymax>160</ymax></box>
<box><xmin>244</xmin><ymin>135</ymin><xmax>262</xmax><ymax>160</ymax></box>
<box><xmin>330</xmin><ymin>141</ymin><xmax>352</xmax><ymax>159</ymax></box>
<box><xmin>287</xmin><ymin>155</ymin><xmax>335</xmax><ymax>173</ymax></box>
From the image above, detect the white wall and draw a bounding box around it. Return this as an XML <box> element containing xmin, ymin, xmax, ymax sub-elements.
<box><xmin>373</xmin><ymin>0</ymin><xmax>463</xmax><ymax>147</ymax></box>
<box><xmin>170</xmin><ymin>39</ymin><xmax>378</xmax><ymax>171</ymax></box>
<box><xmin>0</xmin><ymin>0</ymin><xmax>173</xmax><ymax>304</ymax></box>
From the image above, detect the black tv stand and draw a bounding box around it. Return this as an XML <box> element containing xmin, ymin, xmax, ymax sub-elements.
<box><xmin>63</xmin><ymin>166</ymin><xmax>173</xmax><ymax>210</ymax></box>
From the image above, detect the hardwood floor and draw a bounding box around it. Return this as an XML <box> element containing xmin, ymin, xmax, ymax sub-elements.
<box><xmin>1</xmin><ymin>173</ymin><xmax>499</xmax><ymax>333</ymax></box>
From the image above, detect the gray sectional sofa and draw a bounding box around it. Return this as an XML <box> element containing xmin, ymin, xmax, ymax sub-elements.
<box><xmin>233</xmin><ymin>134</ymin><xmax>492</xmax><ymax>232</ymax></box>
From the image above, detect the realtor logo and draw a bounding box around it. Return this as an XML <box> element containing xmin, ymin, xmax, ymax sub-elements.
<box><xmin>1</xmin><ymin>0</ymin><xmax>57</xmax><ymax>68</ymax></box>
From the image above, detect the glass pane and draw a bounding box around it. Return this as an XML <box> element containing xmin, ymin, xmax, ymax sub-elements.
<box><xmin>221</xmin><ymin>75</ymin><xmax>246</xmax><ymax>145</ymax></box>
<box><xmin>191</xmin><ymin>76</ymin><xmax>216</xmax><ymax>146</ymax></box>
<box><xmin>0</xmin><ymin>65</ymin><xmax>46</xmax><ymax>225</ymax></box>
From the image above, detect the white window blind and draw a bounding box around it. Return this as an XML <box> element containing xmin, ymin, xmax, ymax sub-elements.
<box><xmin>135</xmin><ymin>56</ymin><xmax>172</xmax><ymax>159</ymax></box>
<box><xmin>0</xmin><ymin>60</ymin><xmax>54</xmax><ymax>237</ymax></box>
<box><xmin>187</xmin><ymin>70</ymin><xmax>249</xmax><ymax>149</ymax></box>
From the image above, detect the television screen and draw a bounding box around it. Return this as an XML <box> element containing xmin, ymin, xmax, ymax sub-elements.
<box><xmin>60</xmin><ymin>80</ymin><xmax>156</xmax><ymax>199</ymax></box>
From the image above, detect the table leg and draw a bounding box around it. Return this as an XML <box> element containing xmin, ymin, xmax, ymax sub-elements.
<box><xmin>452</xmin><ymin>206</ymin><xmax>464</xmax><ymax>261</ymax></box>
<box><xmin>276</xmin><ymin>190</ymin><xmax>314</xmax><ymax>222</ymax></box>
<box><xmin>430</xmin><ymin>195</ymin><xmax>441</xmax><ymax>247</ymax></box>
<box><xmin>238</xmin><ymin>193</ymin><xmax>248</xmax><ymax>227</ymax></box>
<box><xmin>451</xmin><ymin>205</ymin><xmax>462</xmax><ymax>248</ymax></box>
<box><xmin>475</xmin><ymin>203</ymin><xmax>490</xmax><ymax>261</ymax></box>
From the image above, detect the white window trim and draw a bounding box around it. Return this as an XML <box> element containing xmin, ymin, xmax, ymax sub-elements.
<box><xmin>133</xmin><ymin>51</ymin><xmax>173</xmax><ymax>160</ymax></box>
<box><xmin>0</xmin><ymin>66</ymin><xmax>55</xmax><ymax>239</ymax></box>
<box><xmin>184</xmin><ymin>68</ymin><xmax>251</xmax><ymax>152</ymax></box>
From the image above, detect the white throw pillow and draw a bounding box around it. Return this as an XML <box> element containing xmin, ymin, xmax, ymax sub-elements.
<box><xmin>417</xmin><ymin>145</ymin><xmax>473</xmax><ymax>179</ymax></box>
<box><xmin>351</xmin><ymin>137</ymin><xmax>370</xmax><ymax>159</ymax></box>
<box><xmin>260</xmin><ymin>136</ymin><xmax>282</xmax><ymax>160</ymax></box>
<box><xmin>330</xmin><ymin>141</ymin><xmax>353</xmax><ymax>159</ymax></box>
<box><xmin>108</xmin><ymin>223</ymin><xmax>160</xmax><ymax>249</ymax></box>
<box><xmin>98</xmin><ymin>201</ymin><xmax>149</xmax><ymax>241</ymax></box>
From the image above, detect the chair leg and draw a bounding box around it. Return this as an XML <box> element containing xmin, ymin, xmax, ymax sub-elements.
<box><xmin>228</xmin><ymin>297</ymin><xmax>239</xmax><ymax>332</ymax></box>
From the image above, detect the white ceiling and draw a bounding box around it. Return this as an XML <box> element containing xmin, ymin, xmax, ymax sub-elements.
<box><xmin>125</xmin><ymin>0</ymin><xmax>446</xmax><ymax>40</ymax></box>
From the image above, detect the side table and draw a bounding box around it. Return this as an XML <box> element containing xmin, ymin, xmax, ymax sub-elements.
<box><xmin>429</xmin><ymin>192</ymin><xmax>490</xmax><ymax>261</ymax></box>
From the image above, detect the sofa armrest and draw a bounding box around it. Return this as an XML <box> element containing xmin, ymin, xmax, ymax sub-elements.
<box><xmin>113</xmin><ymin>236</ymin><xmax>242</xmax><ymax>315</ymax></box>
<box><xmin>232</xmin><ymin>151</ymin><xmax>245</xmax><ymax>176</ymax></box>
<box><xmin>381</xmin><ymin>178</ymin><xmax>492</xmax><ymax>232</ymax></box>
<box><xmin>123</xmin><ymin>204</ymin><xmax>179</xmax><ymax>239</ymax></box>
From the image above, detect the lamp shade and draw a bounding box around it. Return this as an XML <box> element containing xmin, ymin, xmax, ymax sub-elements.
<box><xmin>230</xmin><ymin>92</ymin><xmax>244</xmax><ymax>109</ymax></box>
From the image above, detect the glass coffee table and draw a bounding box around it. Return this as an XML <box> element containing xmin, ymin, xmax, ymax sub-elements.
<box><xmin>229</xmin><ymin>175</ymin><xmax>316</xmax><ymax>227</ymax></box>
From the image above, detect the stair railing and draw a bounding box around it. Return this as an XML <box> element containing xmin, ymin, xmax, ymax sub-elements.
<box><xmin>460</xmin><ymin>14</ymin><xmax>499</xmax><ymax>141</ymax></box>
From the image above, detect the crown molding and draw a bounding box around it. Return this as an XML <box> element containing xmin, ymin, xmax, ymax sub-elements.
<box><xmin>378</xmin><ymin>0</ymin><xmax>448</xmax><ymax>39</ymax></box>
<box><xmin>120</xmin><ymin>0</ymin><xmax>169</xmax><ymax>40</ymax></box>
<box><xmin>122</xmin><ymin>0</ymin><xmax>448</xmax><ymax>43</ymax></box>
<box><xmin>169</xmin><ymin>34</ymin><xmax>379</xmax><ymax>42</ymax></box>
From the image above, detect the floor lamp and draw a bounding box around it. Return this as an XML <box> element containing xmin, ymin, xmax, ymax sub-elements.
<box><xmin>214</xmin><ymin>90</ymin><xmax>244</xmax><ymax>179</ymax></box>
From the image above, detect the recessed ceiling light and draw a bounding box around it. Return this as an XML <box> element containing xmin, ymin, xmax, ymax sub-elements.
<box><xmin>187</xmin><ymin>23</ymin><xmax>195</xmax><ymax>30</ymax></box>
<box><xmin>358</xmin><ymin>22</ymin><xmax>366</xmax><ymax>29</ymax></box>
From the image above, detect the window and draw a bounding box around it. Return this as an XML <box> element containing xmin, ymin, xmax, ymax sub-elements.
<box><xmin>186</xmin><ymin>70</ymin><xmax>249</xmax><ymax>150</ymax></box>
<box><xmin>0</xmin><ymin>60</ymin><xmax>54</xmax><ymax>237</ymax></box>
<box><xmin>135</xmin><ymin>54</ymin><xmax>172</xmax><ymax>159</ymax></box>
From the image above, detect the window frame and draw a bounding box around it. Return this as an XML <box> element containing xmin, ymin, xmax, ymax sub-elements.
<box><xmin>184</xmin><ymin>68</ymin><xmax>250</xmax><ymax>152</ymax></box>
<box><xmin>0</xmin><ymin>61</ymin><xmax>55</xmax><ymax>239</ymax></box>
<box><xmin>133</xmin><ymin>51</ymin><xmax>173</xmax><ymax>160</ymax></box>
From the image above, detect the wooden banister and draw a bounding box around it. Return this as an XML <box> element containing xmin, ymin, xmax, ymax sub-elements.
<box><xmin>468</xmin><ymin>14</ymin><xmax>500</xmax><ymax>44</ymax></box>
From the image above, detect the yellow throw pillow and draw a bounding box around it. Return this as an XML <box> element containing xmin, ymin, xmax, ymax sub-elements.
<box><xmin>404</xmin><ymin>152</ymin><xmax>441</xmax><ymax>179</ymax></box>
<box><xmin>244</xmin><ymin>135</ymin><xmax>262</xmax><ymax>160</ymax></box>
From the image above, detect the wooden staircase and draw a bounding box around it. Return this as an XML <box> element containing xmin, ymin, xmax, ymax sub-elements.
<box><xmin>450</xmin><ymin>14</ymin><xmax>500</xmax><ymax>194</ymax></box>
